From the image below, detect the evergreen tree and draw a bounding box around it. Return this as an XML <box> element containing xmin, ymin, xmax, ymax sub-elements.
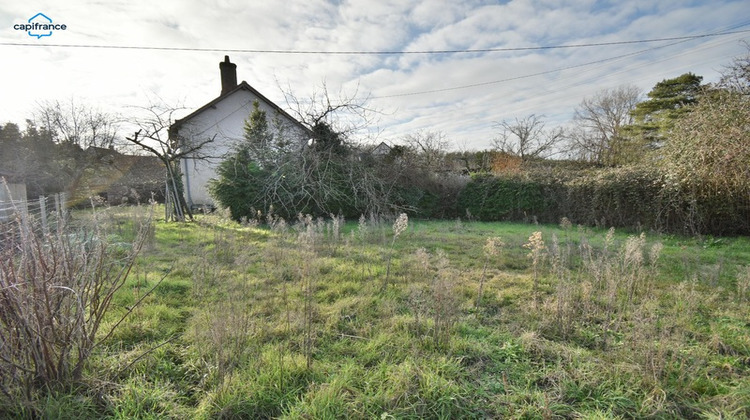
<box><xmin>627</xmin><ymin>73</ymin><xmax>704</xmax><ymax>148</ymax></box>
<box><xmin>209</xmin><ymin>101</ymin><xmax>270</xmax><ymax>221</ymax></box>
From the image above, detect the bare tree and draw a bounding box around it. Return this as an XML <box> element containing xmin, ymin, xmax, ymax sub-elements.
<box><xmin>719</xmin><ymin>40</ymin><xmax>750</xmax><ymax>95</ymax></box>
<box><xmin>282</xmin><ymin>81</ymin><xmax>378</xmax><ymax>144</ymax></box>
<box><xmin>568</xmin><ymin>85</ymin><xmax>641</xmax><ymax>165</ymax></box>
<box><xmin>34</xmin><ymin>99</ymin><xmax>120</xmax><ymax>149</ymax></box>
<box><xmin>25</xmin><ymin>101</ymin><xmax>122</xmax><ymax>201</ymax></box>
<box><xmin>402</xmin><ymin>130</ymin><xmax>450</xmax><ymax>170</ymax></box>
<box><xmin>125</xmin><ymin>102</ymin><xmax>215</xmax><ymax>221</ymax></box>
<box><xmin>492</xmin><ymin>114</ymin><xmax>564</xmax><ymax>161</ymax></box>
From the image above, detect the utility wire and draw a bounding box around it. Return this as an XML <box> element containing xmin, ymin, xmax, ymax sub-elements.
<box><xmin>371</xmin><ymin>38</ymin><xmax>698</xmax><ymax>99</ymax></box>
<box><xmin>369</xmin><ymin>22</ymin><xmax>750</xmax><ymax>100</ymax></box>
<box><xmin>459</xmin><ymin>34</ymin><xmax>747</xmax><ymax>120</ymax></box>
<box><xmin>1</xmin><ymin>29</ymin><xmax>749</xmax><ymax>55</ymax></box>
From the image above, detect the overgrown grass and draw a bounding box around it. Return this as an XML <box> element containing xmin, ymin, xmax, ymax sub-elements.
<box><xmin>6</xmin><ymin>206</ymin><xmax>750</xmax><ymax>418</ymax></box>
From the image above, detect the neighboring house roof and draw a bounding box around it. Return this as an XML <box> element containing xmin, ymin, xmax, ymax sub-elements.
<box><xmin>170</xmin><ymin>81</ymin><xmax>310</xmax><ymax>137</ymax></box>
<box><xmin>84</xmin><ymin>147</ymin><xmax>164</xmax><ymax>185</ymax></box>
<box><xmin>371</xmin><ymin>141</ymin><xmax>393</xmax><ymax>156</ymax></box>
<box><xmin>70</xmin><ymin>147</ymin><xmax>165</xmax><ymax>203</ymax></box>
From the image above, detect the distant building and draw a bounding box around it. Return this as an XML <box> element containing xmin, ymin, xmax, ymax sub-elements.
<box><xmin>69</xmin><ymin>147</ymin><xmax>165</xmax><ymax>206</ymax></box>
<box><xmin>170</xmin><ymin>56</ymin><xmax>309</xmax><ymax>209</ymax></box>
<box><xmin>371</xmin><ymin>141</ymin><xmax>393</xmax><ymax>157</ymax></box>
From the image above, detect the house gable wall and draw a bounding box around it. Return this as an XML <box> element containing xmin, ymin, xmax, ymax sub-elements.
<box><xmin>176</xmin><ymin>88</ymin><xmax>306</xmax><ymax>207</ymax></box>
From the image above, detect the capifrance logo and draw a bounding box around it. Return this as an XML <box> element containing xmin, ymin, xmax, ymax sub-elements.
<box><xmin>13</xmin><ymin>13</ymin><xmax>67</xmax><ymax>39</ymax></box>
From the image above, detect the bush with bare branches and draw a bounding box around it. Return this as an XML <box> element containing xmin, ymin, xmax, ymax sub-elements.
<box><xmin>0</xmin><ymin>205</ymin><xmax>151</xmax><ymax>402</ymax></box>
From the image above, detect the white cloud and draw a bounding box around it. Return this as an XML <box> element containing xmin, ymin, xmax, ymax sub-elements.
<box><xmin>0</xmin><ymin>0</ymin><xmax>747</xmax><ymax>151</ymax></box>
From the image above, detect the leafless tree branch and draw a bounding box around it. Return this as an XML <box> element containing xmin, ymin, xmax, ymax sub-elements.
<box><xmin>492</xmin><ymin>114</ymin><xmax>563</xmax><ymax>161</ymax></box>
<box><xmin>124</xmin><ymin>101</ymin><xmax>215</xmax><ymax>221</ymax></box>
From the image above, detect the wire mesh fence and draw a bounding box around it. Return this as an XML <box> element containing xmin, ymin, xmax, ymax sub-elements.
<box><xmin>1</xmin><ymin>183</ymin><xmax>69</xmax><ymax>243</ymax></box>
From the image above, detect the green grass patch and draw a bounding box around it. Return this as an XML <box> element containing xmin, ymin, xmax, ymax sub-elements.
<box><xmin>8</xmin><ymin>207</ymin><xmax>749</xmax><ymax>418</ymax></box>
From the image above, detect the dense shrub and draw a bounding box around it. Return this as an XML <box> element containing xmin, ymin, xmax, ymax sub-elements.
<box><xmin>660</xmin><ymin>88</ymin><xmax>750</xmax><ymax>235</ymax></box>
<box><xmin>565</xmin><ymin>167</ymin><xmax>663</xmax><ymax>228</ymax></box>
<box><xmin>211</xmin><ymin>102</ymin><xmax>431</xmax><ymax>221</ymax></box>
<box><xmin>458</xmin><ymin>166</ymin><xmax>750</xmax><ymax>235</ymax></box>
<box><xmin>458</xmin><ymin>174</ymin><xmax>548</xmax><ymax>222</ymax></box>
<box><xmin>407</xmin><ymin>172</ymin><xmax>469</xmax><ymax>219</ymax></box>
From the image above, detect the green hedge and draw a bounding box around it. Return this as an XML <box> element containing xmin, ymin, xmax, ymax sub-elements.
<box><xmin>457</xmin><ymin>174</ymin><xmax>549</xmax><ymax>222</ymax></box>
<box><xmin>457</xmin><ymin>168</ymin><xmax>750</xmax><ymax>235</ymax></box>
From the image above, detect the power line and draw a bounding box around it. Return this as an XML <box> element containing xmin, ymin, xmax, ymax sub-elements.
<box><xmin>1</xmin><ymin>29</ymin><xmax>749</xmax><ymax>55</ymax></box>
<box><xmin>462</xmin><ymin>34</ymin><xmax>747</xmax><ymax>120</ymax></box>
<box><xmin>368</xmin><ymin>20</ymin><xmax>750</xmax><ymax>100</ymax></box>
<box><xmin>371</xmin><ymin>38</ymin><xmax>698</xmax><ymax>99</ymax></box>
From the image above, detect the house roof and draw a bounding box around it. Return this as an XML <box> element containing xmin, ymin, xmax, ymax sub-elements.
<box><xmin>71</xmin><ymin>148</ymin><xmax>165</xmax><ymax>201</ymax></box>
<box><xmin>170</xmin><ymin>81</ymin><xmax>310</xmax><ymax>137</ymax></box>
<box><xmin>82</xmin><ymin>147</ymin><xmax>164</xmax><ymax>183</ymax></box>
<box><xmin>372</xmin><ymin>141</ymin><xmax>392</xmax><ymax>155</ymax></box>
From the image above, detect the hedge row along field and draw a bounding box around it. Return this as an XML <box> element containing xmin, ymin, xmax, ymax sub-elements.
<box><xmin>457</xmin><ymin>166</ymin><xmax>750</xmax><ymax>236</ymax></box>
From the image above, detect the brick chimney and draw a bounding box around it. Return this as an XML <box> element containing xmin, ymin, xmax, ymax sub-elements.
<box><xmin>219</xmin><ymin>55</ymin><xmax>237</xmax><ymax>95</ymax></box>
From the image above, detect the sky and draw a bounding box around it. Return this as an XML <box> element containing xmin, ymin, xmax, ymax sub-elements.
<box><xmin>1</xmin><ymin>0</ymin><xmax>748</xmax><ymax>151</ymax></box>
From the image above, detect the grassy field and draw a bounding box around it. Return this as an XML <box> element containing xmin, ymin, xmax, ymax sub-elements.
<box><xmin>4</xmin><ymin>206</ymin><xmax>750</xmax><ymax>419</ymax></box>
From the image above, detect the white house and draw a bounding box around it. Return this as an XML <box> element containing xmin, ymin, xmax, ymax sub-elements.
<box><xmin>371</xmin><ymin>141</ymin><xmax>393</xmax><ymax>157</ymax></box>
<box><xmin>170</xmin><ymin>56</ymin><xmax>308</xmax><ymax>209</ymax></box>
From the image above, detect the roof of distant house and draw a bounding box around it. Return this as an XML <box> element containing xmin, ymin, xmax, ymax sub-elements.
<box><xmin>83</xmin><ymin>147</ymin><xmax>164</xmax><ymax>184</ymax></box>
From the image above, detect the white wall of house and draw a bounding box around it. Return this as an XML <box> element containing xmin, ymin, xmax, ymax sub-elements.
<box><xmin>176</xmin><ymin>88</ymin><xmax>306</xmax><ymax>208</ymax></box>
